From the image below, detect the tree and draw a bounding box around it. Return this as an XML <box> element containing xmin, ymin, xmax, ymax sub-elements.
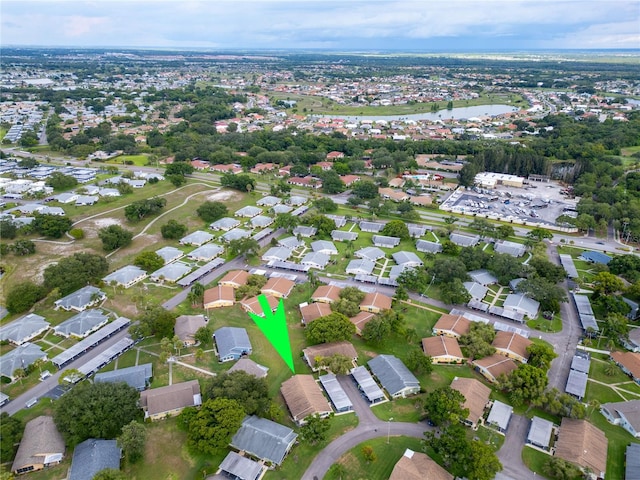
<box><xmin>404</xmin><ymin>346</ymin><xmax>433</xmax><ymax>375</ymax></box>
<box><xmin>179</xmin><ymin>398</ymin><xmax>245</xmax><ymax>455</ymax></box>
<box><xmin>460</xmin><ymin>322</ymin><xmax>496</xmax><ymax>360</ymax></box>
<box><xmin>161</xmin><ymin>219</ymin><xmax>187</xmax><ymax>239</ymax></box>
<box><xmin>424</xmin><ymin>424</ymin><xmax>471</xmax><ymax>475</ymax></box>
<box><xmin>134</xmin><ymin>251</ymin><xmax>164</xmax><ymax>273</ymax></box>
<box><xmin>305</xmin><ymin>214</ymin><xmax>336</xmax><ymax>237</ymax></box>
<box><xmin>32</xmin><ymin>214</ymin><xmax>73</xmax><ymax>238</ymax></box>
<box><xmin>221</xmin><ymin>173</ymin><xmax>255</xmax><ymax>192</ymax></box>
<box><xmin>191</xmin><ymin>282</ymin><xmax>205</xmax><ymax>305</ymax></box>
<box><xmin>313</xmin><ymin>197</ymin><xmax>338</xmax><ymax>213</ymax></box>
<box><xmin>300</xmin><ymin>413</ymin><xmax>332</xmax><ymax>445</ymax></box>
<box><xmin>488</xmin><ymin>252</ymin><xmax>526</xmax><ymax>284</ymax></box>
<box><xmin>54</xmin><ymin>382</ymin><xmax>142</xmax><ymax>446</ymax></box>
<box><xmin>306</xmin><ymin>312</ymin><xmax>355</xmax><ymax>345</ymax></box>
<box><xmin>0</xmin><ymin>413</ymin><xmax>23</xmax><ymax>463</ymax></box>
<box><xmin>516</xmin><ymin>277</ymin><xmax>567</xmax><ymax>312</ymax></box>
<box><xmin>315</xmin><ymin>354</ymin><xmax>354</xmax><ymax>374</ymax></box>
<box><xmin>0</xmin><ymin>219</ymin><xmax>17</xmax><ymax>239</ymax></box>
<box><xmin>6</xmin><ymin>281</ymin><xmax>47</xmax><ymax>314</ymax></box>
<box><xmin>165</xmin><ymin>162</ymin><xmax>194</xmax><ymax>176</ymax></box>
<box><xmin>43</xmin><ymin>252</ymin><xmax>109</xmax><ymax>295</ymax></box>
<box><xmin>196</xmin><ymin>201</ymin><xmax>228</xmax><ymax>223</ymax></box>
<box><xmin>499</xmin><ymin>364</ymin><xmax>548</xmax><ymax>406</ymax></box>
<box><xmin>167</xmin><ymin>174</ymin><xmax>187</xmax><ymax>187</ymax></box>
<box><xmin>11</xmin><ymin>239</ymin><xmax>36</xmax><ymax>256</ymax></box>
<box><xmin>361</xmin><ymin>316</ymin><xmax>392</xmax><ymax>344</ymax></box>
<box><xmin>423</xmin><ymin>386</ymin><xmax>469</xmax><ymax>426</ymax></box>
<box><xmin>321</xmin><ymin>170</ymin><xmax>345</xmax><ymax>194</ymax></box>
<box><xmin>130</xmin><ymin>307</ymin><xmax>177</xmax><ymax>340</ymax></box>
<box><xmin>227</xmin><ymin>237</ymin><xmax>260</xmax><ymax>257</ymax></box>
<box><xmin>467</xmin><ymin>440</ymin><xmax>503</xmax><ymax>480</ymax></box>
<box><xmin>46</xmin><ymin>171</ymin><xmax>78</xmax><ymax>191</ymax></box>
<box><xmin>495</xmin><ymin>224</ymin><xmax>515</xmax><ymax>239</ymax></box>
<box><xmin>93</xmin><ymin>469</ymin><xmax>128</xmax><ymax>480</ymax></box>
<box><xmin>361</xmin><ymin>445</ymin><xmax>377</xmax><ymax>463</ymax></box>
<box><xmin>528</xmin><ymin>257</ymin><xmax>566</xmax><ymax>284</ymax></box>
<box><xmin>431</xmin><ymin>258</ymin><xmax>469</xmax><ymax>284</ymax></box>
<box><xmin>274</xmin><ymin>212</ymin><xmax>299</xmax><ymax>231</ymax></box>
<box><xmin>603</xmin><ymin>312</ymin><xmax>629</xmax><ymax>340</ymax></box>
<box><xmin>469</xmin><ymin>218</ymin><xmax>496</xmax><ymax>239</ymax></box>
<box><xmin>543</xmin><ymin>456</ymin><xmax>582</xmax><ymax>480</ymax></box>
<box><xmin>124</xmin><ymin>197</ymin><xmax>167</xmax><ymax>222</ymax></box>
<box><xmin>381</xmin><ymin>220</ymin><xmax>410</xmax><ymax>240</ymax></box>
<box><xmin>118</xmin><ymin>420</ymin><xmax>146</xmax><ymax>463</ymax></box>
<box><xmin>202</xmin><ymin>371</ymin><xmax>271</xmax><ymax>416</ymax></box>
<box><xmin>591</xmin><ymin>271</ymin><xmax>625</xmax><ymax>297</ymax></box>
<box><xmin>526</xmin><ymin>342</ymin><xmax>557</xmax><ymax>370</ymax></box>
<box><xmin>99</xmin><ymin>225</ymin><xmax>134</xmax><ymax>251</ymax></box>
<box><xmin>439</xmin><ymin>279</ymin><xmax>472</xmax><ymax>305</ymax></box>
<box><xmin>351</xmin><ymin>180</ymin><xmax>379</xmax><ymax>200</ymax></box>
<box><xmin>526</xmin><ymin>227</ymin><xmax>553</xmax><ymax>242</ymax></box>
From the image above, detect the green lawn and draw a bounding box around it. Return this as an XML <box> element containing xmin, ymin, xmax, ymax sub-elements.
<box><xmin>585</xmin><ymin>381</ymin><xmax>626</xmax><ymax>404</ymax></box>
<box><xmin>590</xmin><ymin>411</ymin><xmax>640</xmax><ymax>480</ymax></box>
<box><xmin>107</xmin><ymin>154</ymin><xmax>150</xmax><ymax>166</ymax></box>
<box><xmin>326</xmin><ymin>436</ymin><xmax>428</xmax><ymax>480</ymax></box>
<box><xmin>522</xmin><ymin>446</ymin><xmax>556</xmax><ymax>479</ymax></box>
<box><xmin>590</xmin><ymin>359</ymin><xmax>632</xmax><ymax>384</ymax></box>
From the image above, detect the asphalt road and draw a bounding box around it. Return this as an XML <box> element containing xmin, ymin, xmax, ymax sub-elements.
<box><xmin>497</xmin><ymin>414</ymin><xmax>538</xmax><ymax>480</ymax></box>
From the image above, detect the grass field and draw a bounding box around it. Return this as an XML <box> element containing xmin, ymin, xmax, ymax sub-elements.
<box><xmin>105</xmin><ymin>154</ymin><xmax>151</xmax><ymax>166</ymax></box>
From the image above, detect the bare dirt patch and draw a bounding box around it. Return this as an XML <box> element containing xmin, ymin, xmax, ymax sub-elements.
<box><xmin>207</xmin><ymin>190</ymin><xmax>241</xmax><ymax>202</ymax></box>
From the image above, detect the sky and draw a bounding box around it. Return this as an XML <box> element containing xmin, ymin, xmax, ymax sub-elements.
<box><xmin>1</xmin><ymin>0</ymin><xmax>639</xmax><ymax>51</ymax></box>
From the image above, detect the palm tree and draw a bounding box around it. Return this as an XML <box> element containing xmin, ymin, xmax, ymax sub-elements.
<box><xmin>604</xmin><ymin>361</ymin><xmax>618</xmax><ymax>376</ymax></box>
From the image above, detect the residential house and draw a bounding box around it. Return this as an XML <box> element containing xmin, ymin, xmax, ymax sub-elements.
<box><xmin>555</xmin><ymin>418</ymin><xmax>608</xmax><ymax>479</ymax></box>
<box><xmin>0</xmin><ymin>314</ymin><xmax>50</xmax><ymax>345</ymax></box>
<box><xmin>600</xmin><ymin>400</ymin><xmax>640</xmax><ymax>437</ymax></box>
<box><xmin>421</xmin><ymin>336</ymin><xmax>464</xmax><ymax>364</ymax></box>
<box><xmin>503</xmin><ymin>293</ymin><xmax>540</xmax><ymax>320</ymax></box>
<box><xmin>350</xmin><ymin>311</ymin><xmax>376</xmax><ymax>335</ymax></box>
<box><xmin>359</xmin><ymin>221</ymin><xmax>386</xmax><ymax>233</ymax></box>
<box><xmin>222</xmin><ymin>228</ymin><xmax>251</xmax><ymax>243</ymax></box>
<box><xmin>278</xmin><ymin>236</ymin><xmax>303</xmax><ymax>250</ymax></box>
<box><xmin>139</xmin><ymin>380</ymin><xmax>202</xmax><ymax>421</ymax></box>
<box><xmin>241</xmin><ymin>295</ymin><xmax>279</xmax><ymax>317</ymax></box>
<box><xmin>219</xmin><ymin>270</ymin><xmax>250</xmax><ymax>289</ymax></box>
<box><xmin>379</xmin><ymin>188</ymin><xmax>409</xmax><ymax>202</ymax></box>
<box><xmin>11</xmin><ymin>416</ymin><xmax>65</xmax><ymax>475</ymax></box>
<box><xmin>326</xmin><ymin>215</ymin><xmax>347</xmax><ymax>228</ymax></box>
<box><xmin>468</xmin><ymin>269</ymin><xmax>499</xmax><ymax>286</ymax></box>
<box><xmin>355</xmin><ymin>246</ymin><xmax>386</xmax><ymax>262</ymax></box>
<box><xmin>287</xmin><ymin>176</ymin><xmax>322</xmax><ymax>189</ymax></box>
<box><xmin>472</xmin><ymin>354</ymin><xmax>518</xmax><ymax>383</ymax></box>
<box><xmin>293</xmin><ymin>225</ymin><xmax>317</xmax><ymax>237</ymax></box>
<box><xmin>288</xmin><ymin>195</ymin><xmax>307</xmax><ymax>206</ymax></box>
<box><xmin>0</xmin><ymin>343</ymin><xmax>47</xmax><ymax>382</ymax></box>
<box><xmin>261</xmin><ymin>277</ymin><xmax>295</xmax><ymax>298</ymax></box>
<box><xmin>450</xmin><ymin>377</ymin><xmax>491</xmax><ymax>429</ymax></box>
<box><xmin>432</xmin><ymin>314</ymin><xmax>471</xmax><ymax>338</ymax></box>
<box><xmin>256</xmin><ymin>196</ymin><xmax>281</xmax><ymax>207</ymax></box>
<box><xmin>53</xmin><ymin>310</ymin><xmax>109</xmax><ymax>339</ymax></box>
<box><xmin>326</xmin><ymin>151</ymin><xmax>345</xmax><ymax>160</ymax></box>
<box><xmin>175</xmin><ymin>315</ymin><xmax>208</xmax><ymax>346</ymax></box>
<box><xmin>230</xmin><ymin>416</ymin><xmax>297</xmax><ymax>466</ymax></box>
<box><xmin>346</xmin><ymin>258</ymin><xmax>374</xmax><ymax>275</ymax></box>
<box><xmin>155</xmin><ymin>246</ymin><xmax>184</xmax><ymax>264</ymax></box>
<box><xmin>102</xmin><ymin>265</ymin><xmax>147</xmax><ymax>288</ymax></box>
<box><xmin>210</xmin><ymin>217</ymin><xmax>240</xmax><ymax>231</ymax></box>
<box><xmin>416</xmin><ymin>239</ymin><xmax>443</xmax><ymax>254</ymax></box>
<box><xmin>486</xmin><ymin>400</ymin><xmax>513</xmax><ymax>433</ymax></box>
<box><xmin>368</xmin><ymin>354</ymin><xmax>420</xmax><ymax>398</ymax></box>
<box><xmin>250</xmin><ymin>215</ymin><xmax>274</xmax><ymax>229</ymax></box>
<box><xmin>409</xmin><ymin>195</ymin><xmax>433</xmax><ymax>206</ymax></box>
<box><xmin>311</xmin><ymin>240</ymin><xmax>338</xmax><ymax>255</ymax></box>
<box><xmin>492</xmin><ymin>331</ymin><xmax>532</xmax><ymax>363</ymax></box>
<box><xmin>527</xmin><ymin>416</ymin><xmax>555</xmax><ymax>451</ymax></box>
<box><xmin>203</xmin><ymin>286</ymin><xmax>235</xmax><ymax>310</ymax></box>
<box><xmin>211</xmin><ymin>164</ymin><xmax>242</xmax><ymax>174</ymax></box>
<box><xmin>392</xmin><ymin>251</ymin><xmax>423</xmax><ymax>268</ymax></box>
<box><xmin>495</xmin><ymin>240</ymin><xmax>526</xmax><ymax>257</ymax></box>
<box><xmin>214</xmin><ymin>327</ymin><xmax>252</xmax><ymax>362</ymax></box>
<box><xmin>54</xmin><ymin>286</ymin><xmax>106</xmax><ymax>312</ymax></box>
<box><xmin>449</xmin><ymin>232</ymin><xmax>480</xmax><ymax>247</ymax></box>
<box><xmin>280</xmin><ymin>375</ymin><xmax>333</xmax><ymax>424</ymax></box>
<box><xmin>627</xmin><ymin>443</ymin><xmax>640</xmax><ymax>480</ymax></box>
<box><xmin>332</xmin><ymin>230</ymin><xmax>358</xmax><ymax>242</ymax></box>
<box><xmin>188</xmin><ymin>243</ymin><xmax>224</xmax><ymax>262</ymax></box>
<box><xmin>372</xmin><ymin>235</ymin><xmax>401</xmax><ymax>248</ymax></box>
<box><xmin>611</xmin><ymin>351</ymin><xmax>640</xmax><ymax>383</ymax></box>
<box><xmin>302</xmin><ymin>341</ymin><xmax>358</xmax><ymax>372</ymax></box>
<box><xmin>228</xmin><ymin>358</ymin><xmax>269</xmax><ymax>379</ymax></box>
<box><xmin>68</xmin><ymin>439</ymin><xmax>121</xmax><ymax>480</ymax></box>
<box><xmin>300</xmin><ymin>252</ymin><xmax>330</xmax><ymax>270</ymax></box>
<box><xmin>216</xmin><ymin>452</ymin><xmax>265</xmax><ymax>480</ymax></box>
<box><xmin>311</xmin><ymin>285</ymin><xmax>342</xmax><ymax>304</ymax></box>
<box><xmin>389</xmin><ymin>449</ymin><xmax>453</xmax><ymax>480</ymax></box>
<box><xmin>360</xmin><ymin>292</ymin><xmax>392</xmax><ymax>313</ymax></box>
<box><xmin>250</xmin><ymin>163</ymin><xmax>277</xmax><ymax>174</ymax></box>
<box><xmin>150</xmin><ymin>263</ymin><xmax>192</xmax><ymax>283</ymax></box>
<box><xmin>179</xmin><ymin>230</ymin><xmax>214</xmax><ymax>246</ymax></box>
<box><xmin>272</xmin><ymin>204</ymin><xmax>294</xmax><ymax>215</ymax></box>
<box><xmin>340</xmin><ymin>175</ymin><xmax>360</xmax><ymax>187</ymax></box>
<box><xmin>579</xmin><ymin>251</ymin><xmax>612</xmax><ymax>265</ymax></box>
<box><xmin>94</xmin><ymin>363</ymin><xmax>153</xmax><ymax>391</ymax></box>
<box><xmin>351</xmin><ymin>365</ymin><xmax>386</xmax><ymax>404</ymax></box>
<box><xmin>624</xmin><ymin>328</ymin><xmax>640</xmax><ymax>353</ymax></box>
<box><xmin>464</xmin><ymin>281</ymin><xmax>488</xmax><ymax>302</ymax></box>
<box><xmin>300</xmin><ymin>302</ymin><xmax>332</xmax><ymax>324</ymax></box>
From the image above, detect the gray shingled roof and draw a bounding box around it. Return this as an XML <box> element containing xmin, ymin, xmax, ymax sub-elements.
<box><xmin>53</xmin><ymin>310</ymin><xmax>109</xmax><ymax>338</ymax></box>
<box><xmin>346</xmin><ymin>259</ymin><xmax>375</xmax><ymax>275</ymax></box>
<box><xmin>262</xmin><ymin>246</ymin><xmax>292</xmax><ymax>262</ymax></box>
<box><xmin>222</xmin><ymin>228</ymin><xmax>252</xmax><ymax>242</ymax></box>
<box><xmin>449</xmin><ymin>232</ymin><xmax>480</xmax><ymax>247</ymax></box>
<box><xmin>250</xmin><ymin>215</ymin><xmax>274</xmax><ymax>228</ymax></box>
<box><xmin>372</xmin><ymin>235</ymin><xmax>401</xmax><ymax>248</ymax></box>
<box><xmin>392</xmin><ymin>251</ymin><xmax>423</xmax><ymax>267</ymax></box>
<box><xmin>179</xmin><ymin>230</ymin><xmax>214</xmax><ymax>245</ymax></box>
<box><xmin>293</xmin><ymin>225</ymin><xmax>317</xmax><ymax>237</ymax></box>
<box><xmin>235</xmin><ymin>205</ymin><xmax>262</xmax><ymax>217</ymax></box>
<box><xmin>155</xmin><ymin>246</ymin><xmax>184</xmax><ymax>264</ymax></box>
<box><xmin>214</xmin><ymin>327</ymin><xmax>252</xmax><ymax>361</ymax></box>
<box><xmin>278</xmin><ymin>236</ymin><xmax>303</xmax><ymax>249</ymax></box>
<box><xmin>0</xmin><ymin>343</ymin><xmax>46</xmax><ymax>379</ymax></box>
<box><xmin>68</xmin><ymin>439</ymin><xmax>121</xmax><ymax>480</ymax></box>
<box><xmin>102</xmin><ymin>265</ymin><xmax>146</xmax><ymax>287</ymax></box>
<box><xmin>355</xmin><ymin>246</ymin><xmax>385</xmax><ymax>262</ymax></box>
<box><xmin>0</xmin><ymin>314</ymin><xmax>49</xmax><ymax>345</ymax></box>
<box><xmin>54</xmin><ymin>286</ymin><xmax>106</xmax><ymax>311</ymax></box>
<box><xmin>494</xmin><ymin>240</ymin><xmax>526</xmax><ymax>257</ymax></box>
<box><xmin>230</xmin><ymin>416</ymin><xmax>297</xmax><ymax>465</ymax></box>
<box><xmin>527</xmin><ymin>416</ymin><xmax>553</xmax><ymax>448</ymax></box>
<box><xmin>219</xmin><ymin>451</ymin><xmax>264</xmax><ymax>480</ymax></box>
<box><xmin>272</xmin><ymin>204</ymin><xmax>293</xmax><ymax>214</ymax></box>
<box><xmin>368</xmin><ymin>354</ymin><xmax>420</xmax><ymax>397</ymax></box>
<box><xmin>210</xmin><ymin>217</ymin><xmax>240</xmax><ymax>231</ymax></box>
<box><xmin>626</xmin><ymin>442</ymin><xmax>640</xmax><ymax>480</ymax></box>
<box><xmin>301</xmin><ymin>252</ymin><xmax>330</xmax><ymax>269</ymax></box>
<box><xmin>311</xmin><ymin>240</ymin><xmax>337</xmax><ymax>254</ymax></box>
<box><xmin>359</xmin><ymin>221</ymin><xmax>385</xmax><ymax>232</ymax></box>
<box><xmin>331</xmin><ymin>230</ymin><xmax>358</xmax><ymax>242</ymax></box>
<box><xmin>94</xmin><ymin>363</ymin><xmax>153</xmax><ymax>391</ymax></box>
<box><xmin>187</xmin><ymin>243</ymin><xmax>224</xmax><ymax>261</ymax></box>
<box><xmin>468</xmin><ymin>269</ymin><xmax>498</xmax><ymax>286</ymax></box>
<box><xmin>256</xmin><ymin>196</ymin><xmax>281</xmax><ymax>206</ymax></box>
<box><xmin>416</xmin><ymin>240</ymin><xmax>442</xmax><ymax>253</ymax></box>
<box><xmin>150</xmin><ymin>262</ymin><xmax>192</xmax><ymax>282</ymax></box>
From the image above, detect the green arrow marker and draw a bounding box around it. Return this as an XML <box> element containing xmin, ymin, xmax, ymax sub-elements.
<box><xmin>247</xmin><ymin>294</ymin><xmax>295</xmax><ymax>373</ymax></box>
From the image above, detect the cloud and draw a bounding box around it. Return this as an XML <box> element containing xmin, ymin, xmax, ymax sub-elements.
<box><xmin>1</xmin><ymin>0</ymin><xmax>639</xmax><ymax>49</ymax></box>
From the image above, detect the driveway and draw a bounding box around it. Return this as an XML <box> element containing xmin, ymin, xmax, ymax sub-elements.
<box><xmin>497</xmin><ymin>414</ymin><xmax>537</xmax><ymax>480</ymax></box>
<box><xmin>301</xmin><ymin>375</ymin><xmax>431</xmax><ymax>480</ymax></box>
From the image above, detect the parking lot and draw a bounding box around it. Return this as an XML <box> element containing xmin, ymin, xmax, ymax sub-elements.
<box><xmin>441</xmin><ymin>180</ymin><xmax>578</xmax><ymax>227</ymax></box>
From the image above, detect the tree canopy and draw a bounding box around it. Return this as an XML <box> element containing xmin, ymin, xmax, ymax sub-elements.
<box><xmin>0</xmin><ymin>413</ymin><xmax>23</xmax><ymax>463</ymax></box>
<box><xmin>5</xmin><ymin>281</ymin><xmax>47</xmax><ymax>314</ymax></box>
<box><xmin>134</xmin><ymin>251</ymin><xmax>164</xmax><ymax>273</ymax></box>
<box><xmin>130</xmin><ymin>306</ymin><xmax>177</xmax><ymax>340</ymax></box>
<box><xmin>32</xmin><ymin>214</ymin><xmax>73</xmax><ymax>238</ymax></box>
<box><xmin>196</xmin><ymin>201</ymin><xmax>229</xmax><ymax>223</ymax></box>
<box><xmin>381</xmin><ymin>220</ymin><xmax>410</xmax><ymax>240</ymax></box>
<box><xmin>43</xmin><ymin>252</ymin><xmax>109</xmax><ymax>295</ymax></box>
<box><xmin>54</xmin><ymin>382</ymin><xmax>142</xmax><ymax>446</ymax></box>
<box><xmin>423</xmin><ymin>386</ymin><xmax>469</xmax><ymax>426</ymax></box>
<box><xmin>98</xmin><ymin>225</ymin><xmax>134</xmax><ymax>252</ymax></box>
<box><xmin>124</xmin><ymin>197</ymin><xmax>167</xmax><ymax>222</ymax></box>
<box><xmin>161</xmin><ymin>219</ymin><xmax>188</xmax><ymax>239</ymax></box>
<box><xmin>179</xmin><ymin>398</ymin><xmax>245</xmax><ymax>455</ymax></box>
<box><xmin>202</xmin><ymin>371</ymin><xmax>271</xmax><ymax>417</ymax></box>
<box><xmin>305</xmin><ymin>312</ymin><xmax>355</xmax><ymax>345</ymax></box>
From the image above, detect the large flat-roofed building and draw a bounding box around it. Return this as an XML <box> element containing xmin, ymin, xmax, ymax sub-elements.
<box><xmin>474</xmin><ymin>172</ymin><xmax>525</xmax><ymax>189</ymax></box>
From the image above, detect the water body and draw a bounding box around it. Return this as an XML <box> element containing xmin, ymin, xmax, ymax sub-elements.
<box><xmin>315</xmin><ymin>104</ymin><xmax>521</xmax><ymax>122</ymax></box>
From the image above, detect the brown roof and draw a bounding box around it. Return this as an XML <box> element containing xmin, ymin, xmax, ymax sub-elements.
<box><xmin>433</xmin><ymin>314</ymin><xmax>471</xmax><ymax>337</ymax></box>
<box><xmin>311</xmin><ymin>285</ymin><xmax>342</xmax><ymax>303</ymax></box>
<box><xmin>450</xmin><ymin>377</ymin><xmax>491</xmax><ymax>426</ymax></box>
<box><xmin>472</xmin><ymin>354</ymin><xmax>518</xmax><ymax>381</ymax></box>
<box><xmin>140</xmin><ymin>380</ymin><xmax>201</xmax><ymax>416</ymax></box>
<box><xmin>280</xmin><ymin>375</ymin><xmax>332</xmax><ymax>421</ymax></box>
<box><xmin>12</xmin><ymin>416</ymin><xmax>65</xmax><ymax>473</ymax></box>
<box><xmin>241</xmin><ymin>295</ymin><xmax>279</xmax><ymax>316</ymax></box>
<box><xmin>409</xmin><ymin>195</ymin><xmax>433</xmax><ymax>206</ymax></box>
<box><xmin>174</xmin><ymin>315</ymin><xmax>208</xmax><ymax>342</ymax></box>
<box><xmin>219</xmin><ymin>270</ymin><xmax>250</xmax><ymax>288</ymax></box>
<box><xmin>300</xmin><ymin>302</ymin><xmax>332</xmax><ymax>324</ymax></box>
<box><xmin>303</xmin><ymin>341</ymin><xmax>358</xmax><ymax>369</ymax></box>
<box><xmin>360</xmin><ymin>292</ymin><xmax>392</xmax><ymax>311</ymax></box>
<box><xmin>227</xmin><ymin>358</ymin><xmax>269</xmax><ymax>378</ymax></box>
<box><xmin>261</xmin><ymin>277</ymin><xmax>295</xmax><ymax>297</ymax></box>
<box><xmin>389</xmin><ymin>449</ymin><xmax>453</xmax><ymax>480</ymax></box>
<box><xmin>350</xmin><ymin>311</ymin><xmax>375</xmax><ymax>333</ymax></box>
<box><xmin>555</xmin><ymin>418</ymin><xmax>608</xmax><ymax>476</ymax></box>
<box><xmin>611</xmin><ymin>351</ymin><xmax>640</xmax><ymax>379</ymax></box>
<box><xmin>492</xmin><ymin>331</ymin><xmax>532</xmax><ymax>361</ymax></box>
<box><xmin>203</xmin><ymin>285</ymin><xmax>235</xmax><ymax>306</ymax></box>
<box><xmin>421</xmin><ymin>336</ymin><xmax>464</xmax><ymax>360</ymax></box>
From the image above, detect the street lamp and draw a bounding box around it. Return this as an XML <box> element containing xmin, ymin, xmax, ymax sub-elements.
<box><xmin>387</xmin><ymin>417</ymin><xmax>394</xmax><ymax>444</ymax></box>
